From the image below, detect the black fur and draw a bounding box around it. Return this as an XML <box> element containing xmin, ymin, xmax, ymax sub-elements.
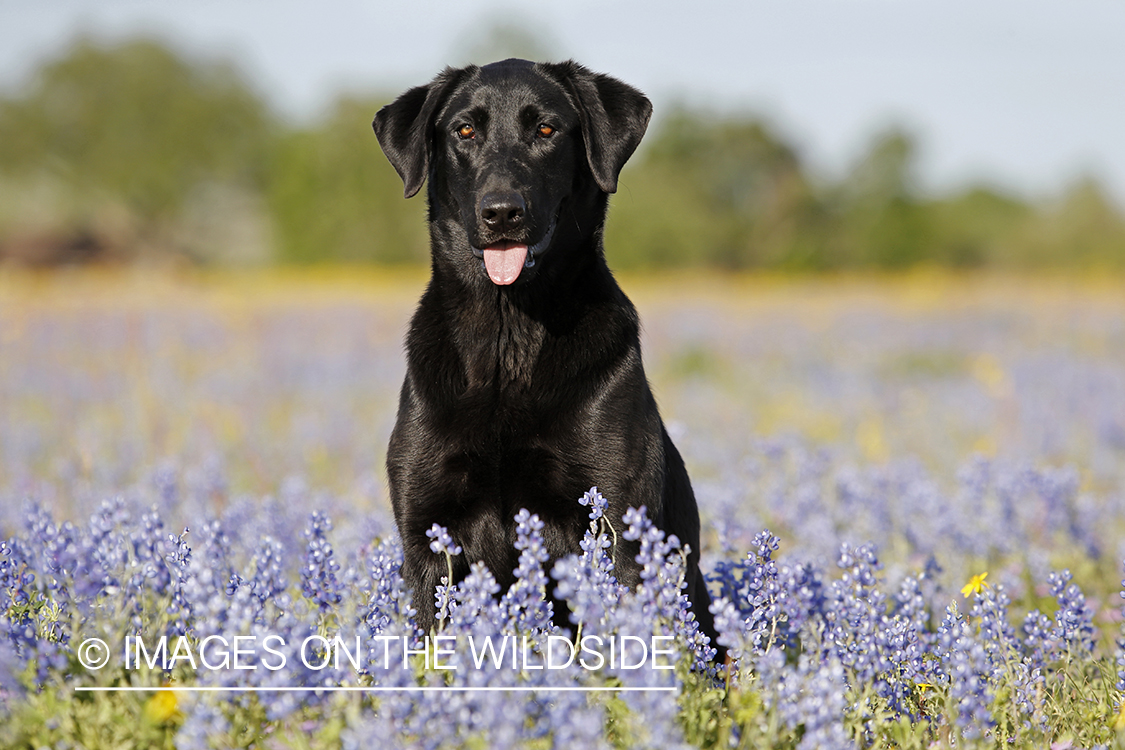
<box><xmin>373</xmin><ymin>59</ymin><xmax>717</xmax><ymax>649</ymax></box>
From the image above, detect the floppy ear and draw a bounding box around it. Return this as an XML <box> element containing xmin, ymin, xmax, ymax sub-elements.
<box><xmin>373</xmin><ymin>67</ymin><xmax>471</xmax><ymax>199</ymax></box>
<box><xmin>543</xmin><ymin>61</ymin><xmax>653</xmax><ymax>194</ymax></box>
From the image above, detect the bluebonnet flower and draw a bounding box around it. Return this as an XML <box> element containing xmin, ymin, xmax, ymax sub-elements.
<box><xmin>620</xmin><ymin>505</ymin><xmax>715</xmax><ymax>669</ymax></box>
<box><xmin>777</xmin><ymin>559</ymin><xmax>826</xmax><ymax>638</ymax></box>
<box><xmin>791</xmin><ymin>655</ymin><xmax>855</xmax><ymax>750</ymax></box>
<box><xmin>757</xmin><ymin>648</ymin><xmax>855</xmax><ymax>750</ymax></box>
<box><xmin>164</xmin><ymin>526</ymin><xmax>192</xmax><ymax>638</ymax></box>
<box><xmin>361</xmin><ymin>535</ymin><xmax>414</xmax><ymax>639</ymax></box>
<box><xmin>970</xmin><ymin>584</ymin><xmax>1018</xmax><ymax>664</ymax></box>
<box><xmin>1003</xmin><ymin>657</ymin><xmax>1046</xmax><ymax>733</ymax></box>
<box><xmin>824</xmin><ymin>542</ymin><xmax>900</xmax><ymax>710</ymax></box>
<box><xmin>579</xmin><ymin>486</ymin><xmax>609</xmax><ymax>522</ymax></box>
<box><xmin>552</xmin><ymin>505</ymin><xmax>620</xmax><ymax>634</ymax></box>
<box><xmin>448</xmin><ymin>561</ymin><xmax>502</xmax><ymax>635</ymax></box>
<box><xmin>968</xmin><ymin>582</ymin><xmax>1044</xmax><ymax>733</ymax></box>
<box><xmin>72</xmin><ymin>498</ymin><xmax>131</xmax><ymax>604</ymax></box>
<box><xmin>129</xmin><ymin>506</ymin><xmax>172</xmax><ymax>601</ymax></box>
<box><xmin>711</xmin><ymin>530</ymin><xmax>783</xmax><ymax>658</ymax></box>
<box><xmin>425</xmin><ymin>523</ymin><xmax>461</xmax><ymax>556</ymax></box>
<box><xmin>21</xmin><ymin>504</ymin><xmax>78</xmax><ymax>611</ymax></box>
<box><xmin>500</xmin><ymin>509</ymin><xmax>553</xmax><ymax>634</ymax></box>
<box><xmin>426</xmin><ymin>523</ymin><xmax>462</xmax><ymax>627</ymax></box>
<box><xmin>0</xmin><ymin>538</ymin><xmax>33</xmax><ymax>613</ymax></box>
<box><xmin>880</xmin><ymin>611</ymin><xmax>933</xmax><ymax>711</ymax></box>
<box><xmin>893</xmin><ymin>575</ymin><xmax>929</xmax><ymax>638</ymax></box>
<box><xmin>937</xmin><ymin>603</ymin><xmax>994</xmax><ymax>741</ymax></box>
<box><xmin>246</xmin><ymin>536</ymin><xmax>289</xmax><ymax>612</ymax></box>
<box><xmin>711</xmin><ymin>597</ymin><xmax>750</xmax><ymax>662</ymax></box>
<box><xmin>1047</xmin><ymin>569</ymin><xmax>1095</xmax><ymax>658</ymax></box>
<box><xmin>546</xmin><ymin>691</ymin><xmax>611</xmax><ymax>750</ymax></box>
<box><xmin>175</xmin><ymin>698</ymin><xmax>231</xmax><ymax>750</ymax></box>
<box><xmin>3</xmin><ymin>441</ymin><xmax>1121</xmax><ymax>746</ymax></box>
<box><xmin>0</xmin><ymin>633</ymin><xmax>22</xmax><ymax>704</ymax></box>
<box><xmin>300</xmin><ymin>511</ymin><xmax>342</xmax><ymax>613</ymax></box>
<box><xmin>1021</xmin><ymin>608</ymin><xmax>1054</xmax><ymax>671</ymax></box>
<box><xmin>883</xmin><ymin>573</ymin><xmax>946</xmax><ymax>703</ymax></box>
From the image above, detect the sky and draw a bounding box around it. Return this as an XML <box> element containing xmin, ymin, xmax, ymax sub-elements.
<box><xmin>3</xmin><ymin>0</ymin><xmax>1124</xmax><ymax>204</ymax></box>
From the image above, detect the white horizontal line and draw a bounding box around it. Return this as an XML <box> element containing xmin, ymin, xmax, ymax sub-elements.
<box><xmin>74</xmin><ymin>685</ymin><xmax>675</xmax><ymax>693</ymax></box>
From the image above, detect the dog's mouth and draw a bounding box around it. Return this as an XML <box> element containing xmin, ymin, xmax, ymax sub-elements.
<box><xmin>471</xmin><ymin>218</ymin><xmax>557</xmax><ymax>286</ymax></box>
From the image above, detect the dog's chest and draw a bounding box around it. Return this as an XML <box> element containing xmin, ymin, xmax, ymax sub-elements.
<box><xmin>459</xmin><ymin>294</ymin><xmax>547</xmax><ymax>391</ymax></box>
<box><xmin>496</xmin><ymin>295</ymin><xmax>546</xmax><ymax>386</ymax></box>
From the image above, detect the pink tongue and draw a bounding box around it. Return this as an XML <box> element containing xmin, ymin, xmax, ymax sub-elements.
<box><xmin>483</xmin><ymin>242</ymin><xmax>528</xmax><ymax>285</ymax></box>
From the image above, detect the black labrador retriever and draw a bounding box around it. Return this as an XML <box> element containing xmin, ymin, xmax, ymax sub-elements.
<box><xmin>373</xmin><ymin>58</ymin><xmax>717</xmax><ymax>648</ymax></box>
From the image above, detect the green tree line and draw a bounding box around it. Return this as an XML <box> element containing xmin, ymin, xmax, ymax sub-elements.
<box><xmin>2</xmin><ymin>37</ymin><xmax>1124</xmax><ymax>269</ymax></box>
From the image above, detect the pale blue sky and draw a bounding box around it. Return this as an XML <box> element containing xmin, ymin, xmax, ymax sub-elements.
<box><xmin>3</xmin><ymin>0</ymin><xmax>1123</xmax><ymax>204</ymax></box>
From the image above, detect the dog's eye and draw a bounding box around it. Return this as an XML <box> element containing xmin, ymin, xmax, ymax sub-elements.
<box><xmin>537</xmin><ymin>124</ymin><xmax>555</xmax><ymax>138</ymax></box>
<box><xmin>457</xmin><ymin>124</ymin><xmax>475</xmax><ymax>139</ymax></box>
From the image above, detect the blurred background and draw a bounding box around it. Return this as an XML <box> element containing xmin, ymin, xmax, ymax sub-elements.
<box><xmin>2</xmin><ymin>0</ymin><xmax>1125</xmax><ymax>270</ymax></box>
<box><xmin>2</xmin><ymin>1</ymin><xmax>1125</xmax><ymax>585</ymax></box>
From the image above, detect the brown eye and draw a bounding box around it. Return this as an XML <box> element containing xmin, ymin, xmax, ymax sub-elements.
<box><xmin>537</xmin><ymin>123</ymin><xmax>555</xmax><ymax>138</ymax></box>
<box><xmin>458</xmin><ymin>124</ymin><xmax>475</xmax><ymax>139</ymax></box>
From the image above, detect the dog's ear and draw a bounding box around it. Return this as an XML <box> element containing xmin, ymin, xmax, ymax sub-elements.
<box><xmin>373</xmin><ymin>67</ymin><xmax>470</xmax><ymax>199</ymax></box>
<box><xmin>544</xmin><ymin>61</ymin><xmax>653</xmax><ymax>194</ymax></box>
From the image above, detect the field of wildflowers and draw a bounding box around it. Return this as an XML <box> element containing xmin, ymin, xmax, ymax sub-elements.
<box><xmin>2</xmin><ymin>269</ymin><xmax>1125</xmax><ymax>749</ymax></box>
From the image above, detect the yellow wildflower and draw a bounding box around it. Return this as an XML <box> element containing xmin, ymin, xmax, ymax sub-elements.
<box><xmin>144</xmin><ymin>689</ymin><xmax>182</xmax><ymax>724</ymax></box>
<box><xmin>961</xmin><ymin>572</ymin><xmax>988</xmax><ymax>598</ymax></box>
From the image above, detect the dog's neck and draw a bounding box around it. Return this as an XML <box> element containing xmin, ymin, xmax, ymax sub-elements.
<box><xmin>491</xmin><ymin>290</ymin><xmax>546</xmax><ymax>388</ymax></box>
<box><xmin>443</xmin><ymin>262</ymin><xmax>586</xmax><ymax>392</ymax></box>
<box><xmin>425</xmin><ymin>237</ymin><xmax>619</xmax><ymax>393</ymax></box>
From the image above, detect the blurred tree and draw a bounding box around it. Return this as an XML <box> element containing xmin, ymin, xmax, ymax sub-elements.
<box><xmin>840</xmin><ymin>128</ymin><xmax>915</xmax><ymax>205</ymax></box>
<box><xmin>265</xmin><ymin>97</ymin><xmax>428</xmax><ymax>264</ymax></box>
<box><xmin>2</xmin><ymin>35</ymin><xmax>1123</xmax><ymax>270</ymax></box>
<box><xmin>1006</xmin><ymin>177</ymin><xmax>1125</xmax><ymax>268</ymax></box>
<box><xmin>828</xmin><ymin>128</ymin><xmax>933</xmax><ymax>268</ymax></box>
<box><xmin>927</xmin><ymin>186</ymin><xmax>1030</xmax><ymax>267</ymax></box>
<box><xmin>606</xmin><ymin>108</ymin><xmax>826</xmax><ymax>270</ymax></box>
<box><xmin>0</xmin><ymin>38</ymin><xmax>270</xmax><ymax>227</ymax></box>
<box><xmin>0</xmin><ymin>38</ymin><xmax>270</xmax><ymax>220</ymax></box>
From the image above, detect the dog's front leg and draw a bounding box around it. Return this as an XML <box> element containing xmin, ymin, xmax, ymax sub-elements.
<box><xmin>399</xmin><ymin>533</ymin><xmax>449</xmax><ymax>635</ymax></box>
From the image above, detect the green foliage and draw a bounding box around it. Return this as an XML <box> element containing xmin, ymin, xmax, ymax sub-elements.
<box><xmin>607</xmin><ymin>109</ymin><xmax>825</xmax><ymax>270</ymax></box>
<box><xmin>265</xmin><ymin>97</ymin><xmax>427</xmax><ymax>264</ymax></box>
<box><xmin>0</xmin><ymin>37</ymin><xmax>270</xmax><ymax>223</ymax></box>
<box><xmin>6</xmin><ymin>683</ymin><xmax>182</xmax><ymax>750</ymax></box>
<box><xmin>607</xmin><ymin>118</ymin><xmax>1125</xmax><ymax>272</ymax></box>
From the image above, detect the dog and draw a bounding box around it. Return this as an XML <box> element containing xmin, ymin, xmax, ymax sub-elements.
<box><xmin>373</xmin><ymin>58</ymin><xmax>717</xmax><ymax>649</ymax></box>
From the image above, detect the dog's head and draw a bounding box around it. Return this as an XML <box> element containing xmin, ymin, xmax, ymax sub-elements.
<box><xmin>374</xmin><ymin>60</ymin><xmax>651</xmax><ymax>287</ymax></box>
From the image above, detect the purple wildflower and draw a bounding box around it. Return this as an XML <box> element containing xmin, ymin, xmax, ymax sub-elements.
<box><xmin>621</xmin><ymin>506</ymin><xmax>715</xmax><ymax>668</ymax></box>
<box><xmin>425</xmin><ymin>523</ymin><xmax>461</xmax><ymax>628</ymax></box>
<box><xmin>938</xmin><ymin>603</ymin><xmax>994</xmax><ymax>741</ymax></box>
<box><xmin>578</xmin><ymin>486</ymin><xmax>610</xmax><ymax>523</ymax></box>
<box><xmin>1047</xmin><ymin>569</ymin><xmax>1095</xmax><ymax>657</ymax></box>
<box><xmin>552</xmin><ymin>502</ymin><xmax>620</xmax><ymax>633</ymax></box>
<box><xmin>710</xmin><ymin>530</ymin><xmax>784</xmax><ymax>657</ymax></box>
<box><xmin>300</xmin><ymin>511</ymin><xmax>342</xmax><ymax>613</ymax></box>
<box><xmin>425</xmin><ymin>523</ymin><xmax>462</xmax><ymax>556</ymax></box>
<box><xmin>500</xmin><ymin>509</ymin><xmax>553</xmax><ymax>634</ymax></box>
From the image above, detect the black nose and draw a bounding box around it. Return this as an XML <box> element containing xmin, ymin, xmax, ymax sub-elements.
<box><xmin>479</xmin><ymin>192</ymin><xmax>526</xmax><ymax>234</ymax></box>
